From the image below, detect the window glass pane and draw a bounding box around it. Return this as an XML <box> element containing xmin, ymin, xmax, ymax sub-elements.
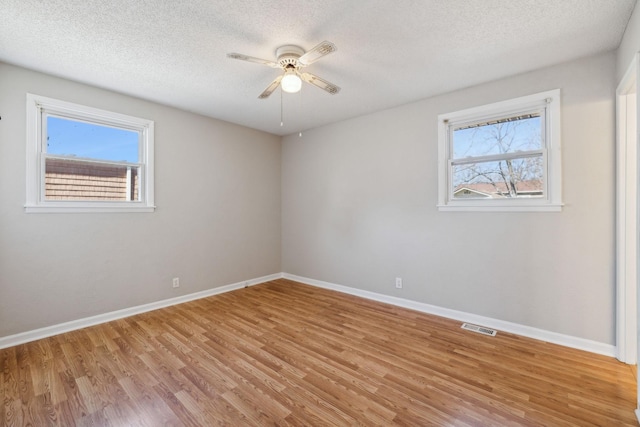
<box><xmin>452</xmin><ymin>156</ymin><xmax>543</xmax><ymax>199</ymax></box>
<box><xmin>453</xmin><ymin>114</ymin><xmax>541</xmax><ymax>159</ymax></box>
<box><xmin>46</xmin><ymin>116</ymin><xmax>139</xmax><ymax>163</ymax></box>
<box><xmin>45</xmin><ymin>158</ymin><xmax>140</xmax><ymax>201</ymax></box>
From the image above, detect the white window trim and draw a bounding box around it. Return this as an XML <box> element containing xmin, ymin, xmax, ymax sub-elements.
<box><xmin>437</xmin><ymin>89</ymin><xmax>562</xmax><ymax>212</ymax></box>
<box><xmin>25</xmin><ymin>93</ymin><xmax>155</xmax><ymax>213</ymax></box>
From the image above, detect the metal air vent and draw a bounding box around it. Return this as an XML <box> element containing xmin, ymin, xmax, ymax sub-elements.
<box><xmin>461</xmin><ymin>323</ymin><xmax>497</xmax><ymax>336</ymax></box>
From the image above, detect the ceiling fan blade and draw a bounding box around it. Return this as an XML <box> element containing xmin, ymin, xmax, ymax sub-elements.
<box><xmin>227</xmin><ymin>53</ymin><xmax>279</xmax><ymax>68</ymax></box>
<box><xmin>298</xmin><ymin>41</ymin><xmax>337</xmax><ymax>66</ymax></box>
<box><xmin>300</xmin><ymin>72</ymin><xmax>340</xmax><ymax>95</ymax></box>
<box><xmin>258</xmin><ymin>75</ymin><xmax>283</xmax><ymax>99</ymax></box>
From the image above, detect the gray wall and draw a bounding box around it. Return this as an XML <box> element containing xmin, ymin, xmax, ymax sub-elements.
<box><xmin>0</xmin><ymin>63</ymin><xmax>282</xmax><ymax>337</ymax></box>
<box><xmin>0</xmin><ymin>47</ymin><xmax>626</xmax><ymax>346</ymax></box>
<box><xmin>282</xmin><ymin>52</ymin><xmax>617</xmax><ymax>344</ymax></box>
<box><xmin>617</xmin><ymin>1</ymin><xmax>640</xmax><ymax>80</ymax></box>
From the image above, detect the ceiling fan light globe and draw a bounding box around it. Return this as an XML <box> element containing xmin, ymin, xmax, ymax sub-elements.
<box><xmin>281</xmin><ymin>74</ymin><xmax>302</xmax><ymax>93</ymax></box>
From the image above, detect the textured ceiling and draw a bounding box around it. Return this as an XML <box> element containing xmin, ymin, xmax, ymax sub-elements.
<box><xmin>0</xmin><ymin>0</ymin><xmax>636</xmax><ymax>136</ymax></box>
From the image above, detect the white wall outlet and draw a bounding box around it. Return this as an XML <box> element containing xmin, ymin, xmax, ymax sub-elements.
<box><xmin>395</xmin><ymin>277</ymin><xmax>402</xmax><ymax>289</ymax></box>
<box><xmin>172</xmin><ymin>277</ymin><xmax>180</xmax><ymax>288</ymax></box>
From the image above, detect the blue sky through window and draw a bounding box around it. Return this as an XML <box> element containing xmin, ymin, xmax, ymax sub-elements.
<box><xmin>46</xmin><ymin>116</ymin><xmax>139</xmax><ymax>163</ymax></box>
<box><xmin>452</xmin><ymin>115</ymin><xmax>541</xmax><ymax>159</ymax></box>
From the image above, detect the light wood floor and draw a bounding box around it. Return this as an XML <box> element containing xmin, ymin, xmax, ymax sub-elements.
<box><xmin>1</xmin><ymin>279</ymin><xmax>637</xmax><ymax>426</ymax></box>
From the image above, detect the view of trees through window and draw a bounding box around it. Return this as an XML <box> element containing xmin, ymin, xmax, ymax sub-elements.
<box><xmin>451</xmin><ymin>113</ymin><xmax>544</xmax><ymax>199</ymax></box>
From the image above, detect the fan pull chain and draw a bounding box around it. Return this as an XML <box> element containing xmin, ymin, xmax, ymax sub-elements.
<box><xmin>299</xmin><ymin>87</ymin><xmax>303</xmax><ymax>137</ymax></box>
<box><xmin>280</xmin><ymin>87</ymin><xmax>284</xmax><ymax>127</ymax></box>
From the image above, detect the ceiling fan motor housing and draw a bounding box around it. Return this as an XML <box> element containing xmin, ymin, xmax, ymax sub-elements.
<box><xmin>276</xmin><ymin>45</ymin><xmax>305</xmax><ymax>68</ymax></box>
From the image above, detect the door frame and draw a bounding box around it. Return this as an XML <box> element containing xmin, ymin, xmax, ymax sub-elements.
<box><xmin>616</xmin><ymin>53</ymin><xmax>639</xmax><ymax>365</ymax></box>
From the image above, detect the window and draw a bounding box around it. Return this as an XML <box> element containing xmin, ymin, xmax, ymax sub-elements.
<box><xmin>26</xmin><ymin>93</ymin><xmax>155</xmax><ymax>213</ymax></box>
<box><xmin>437</xmin><ymin>89</ymin><xmax>562</xmax><ymax>212</ymax></box>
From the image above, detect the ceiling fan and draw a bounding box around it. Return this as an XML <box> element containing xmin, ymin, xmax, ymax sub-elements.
<box><xmin>227</xmin><ymin>41</ymin><xmax>341</xmax><ymax>99</ymax></box>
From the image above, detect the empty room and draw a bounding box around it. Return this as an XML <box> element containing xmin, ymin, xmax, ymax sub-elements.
<box><xmin>2</xmin><ymin>0</ymin><xmax>640</xmax><ymax>425</ymax></box>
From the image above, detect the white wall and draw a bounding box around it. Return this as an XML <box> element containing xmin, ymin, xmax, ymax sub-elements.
<box><xmin>282</xmin><ymin>52</ymin><xmax>617</xmax><ymax>345</ymax></box>
<box><xmin>617</xmin><ymin>1</ymin><xmax>640</xmax><ymax>80</ymax></box>
<box><xmin>0</xmin><ymin>63</ymin><xmax>282</xmax><ymax>337</ymax></box>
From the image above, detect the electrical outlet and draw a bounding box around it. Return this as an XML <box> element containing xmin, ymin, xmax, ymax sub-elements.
<box><xmin>172</xmin><ymin>277</ymin><xmax>180</xmax><ymax>288</ymax></box>
<box><xmin>395</xmin><ymin>277</ymin><xmax>402</xmax><ymax>289</ymax></box>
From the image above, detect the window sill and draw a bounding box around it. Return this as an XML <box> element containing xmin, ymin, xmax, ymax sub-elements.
<box><xmin>25</xmin><ymin>204</ymin><xmax>156</xmax><ymax>213</ymax></box>
<box><xmin>437</xmin><ymin>203</ymin><xmax>563</xmax><ymax>212</ymax></box>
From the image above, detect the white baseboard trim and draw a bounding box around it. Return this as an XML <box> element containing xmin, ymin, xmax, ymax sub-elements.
<box><xmin>282</xmin><ymin>273</ymin><xmax>617</xmax><ymax>358</ymax></box>
<box><xmin>0</xmin><ymin>273</ymin><xmax>282</xmax><ymax>350</ymax></box>
<box><xmin>1</xmin><ymin>272</ymin><xmax>617</xmax><ymax>358</ymax></box>
<box><xmin>635</xmin><ymin>409</ymin><xmax>640</xmax><ymax>424</ymax></box>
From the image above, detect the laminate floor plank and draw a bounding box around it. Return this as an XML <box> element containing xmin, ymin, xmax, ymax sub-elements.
<box><xmin>1</xmin><ymin>279</ymin><xmax>637</xmax><ymax>426</ymax></box>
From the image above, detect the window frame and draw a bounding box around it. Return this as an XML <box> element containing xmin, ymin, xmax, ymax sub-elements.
<box><xmin>437</xmin><ymin>89</ymin><xmax>562</xmax><ymax>212</ymax></box>
<box><xmin>25</xmin><ymin>93</ymin><xmax>155</xmax><ymax>213</ymax></box>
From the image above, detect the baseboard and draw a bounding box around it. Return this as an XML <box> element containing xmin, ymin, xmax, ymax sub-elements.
<box><xmin>1</xmin><ymin>271</ymin><xmax>617</xmax><ymax>358</ymax></box>
<box><xmin>282</xmin><ymin>273</ymin><xmax>617</xmax><ymax>358</ymax></box>
<box><xmin>0</xmin><ymin>273</ymin><xmax>282</xmax><ymax>350</ymax></box>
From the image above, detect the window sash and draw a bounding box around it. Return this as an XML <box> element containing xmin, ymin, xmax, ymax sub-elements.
<box><xmin>41</xmin><ymin>155</ymin><xmax>144</xmax><ymax>202</ymax></box>
<box><xmin>447</xmin><ymin>113</ymin><xmax>547</xmax><ymax>201</ymax></box>
<box><xmin>38</xmin><ymin>110</ymin><xmax>147</xmax><ymax>204</ymax></box>
<box><xmin>451</xmin><ymin>110</ymin><xmax>545</xmax><ymax>160</ymax></box>
<box><xmin>42</xmin><ymin>112</ymin><xmax>143</xmax><ymax>162</ymax></box>
<box><xmin>449</xmin><ymin>153</ymin><xmax>546</xmax><ymax>200</ymax></box>
<box><xmin>449</xmin><ymin>149</ymin><xmax>544</xmax><ymax>166</ymax></box>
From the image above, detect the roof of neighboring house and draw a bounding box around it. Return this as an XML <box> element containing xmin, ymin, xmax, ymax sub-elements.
<box><xmin>453</xmin><ymin>180</ymin><xmax>543</xmax><ymax>197</ymax></box>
